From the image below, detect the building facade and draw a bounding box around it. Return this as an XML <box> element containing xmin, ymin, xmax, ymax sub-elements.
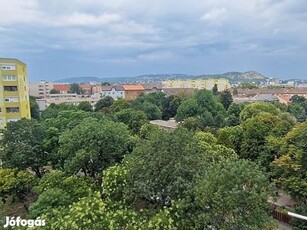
<box><xmin>0</xmin><ymin>58</ymin><xmax>31</xmax><ymax>129</ymax></box>
<box><xmin>122</xmin><ymin>85</ymin><xmax>145</xmax><ymax>101</ymax></box>
<box><xmin>29</xmin><ymin>80</ymin><xmax>54</xmax><ymax>98</ymax></box>
<box><xmin>100</xmin><ymin>85</ymin><xmax>125</xmax><ymax>100</ymax></box>
<box><xmin>162</xmin><ymin>78</ymin><xmax>230</xmax><ymax>91</ymax></box>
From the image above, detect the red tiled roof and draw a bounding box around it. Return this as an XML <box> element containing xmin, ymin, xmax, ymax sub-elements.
<box><xmin>122</xmin><ymin>85</ymin><xmax>145</xmax><ymax>91</ymax></box>
<box><xmin>53</xmin><ymin>84</ymin><xmax>70</xmax><ymax>91</ymax></box>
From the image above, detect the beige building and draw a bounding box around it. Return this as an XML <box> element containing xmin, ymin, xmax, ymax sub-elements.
<box><xmin>36</xmin><ymin>94</ymin><xmax>99</xmax><ymax>111</ymax></box>
<box><xmin>162</xmin><ymin>78</ymin><xmax>230</xmax><ymax>91</ymax></box>
<box><xmin>30</xmin><ymin>80</ymin><xmax>54</xmax><ymax>98</ymax></box>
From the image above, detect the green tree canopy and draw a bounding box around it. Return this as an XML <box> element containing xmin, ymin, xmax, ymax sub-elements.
<box><xmin>0</xmin><ymin>119</ymin><xmax>48</xmax><ymax>177</ymax></box>
<box><xmin>273</xmin><ymin>122</ymin><xmax>307</xmax><ymax>201</ymax></box>
<box><xmin>29</xmin><ymin>96</ymin><xmax>40</xmax><ymax>119</ymax></box>
<box><xmin>115</xmin><ymin>108</ymin><xmax>148</xmax><ymax>134</ymax></box>
<box><xmin>59</xmin><ymin>118</ymin><xmax>133</xmax><ymax>177</ymax></box>
<box><xmin>94</xmin><ymin>96</ymin><xmax>114</xmax><ymax>112</ymax></box>
<box><xmin>77</xmin><ymin>101</ymin><xmax>93</xmax><ymax>112</ymax></box>
<box><xmin>240</xmin><ymin>102</ymin><xmax>280</xmax><ymax>121</ymax></box>
<box><xmin>219</xmin><ymin>89</ymin><xmax>233</xmax><ymax>109</ymax></box>
<box><xmin>68</xmin><ymin>83</ymin><xmax>84</xmax><ymax>94</ymax></box>
<box><xmin>50</xmin><ymin>89</ymin><xmax>60</xmax><ymax>94</ymax></box>
<box><xmin>192</xmin><ymin>159</ymin><xmax>275</xmax><ymax>230</ymax></box>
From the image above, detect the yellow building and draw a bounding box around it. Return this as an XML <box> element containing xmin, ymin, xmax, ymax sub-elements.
<box><xmin>0</xmin><ymin>58</ymin><xmax>31</xmax><ymax>129</ymax></box>
<box><xmin>162</xmin><ymin>78</ymin><xmax>230</xmax><ymax>91</ymax></box>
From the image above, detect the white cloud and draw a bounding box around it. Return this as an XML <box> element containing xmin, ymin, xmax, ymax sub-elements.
<box><xmin>201</xmin><ymin>8</ymin><xmax>227</xmax><ymax>25</ymax></box>
<box><xmin>55</xmin><ymin>12</ymin><xmax>122</xmax><ymax>27</ymax></box>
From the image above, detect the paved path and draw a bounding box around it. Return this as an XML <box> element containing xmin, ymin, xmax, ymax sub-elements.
<box><xmin>278</xmin><ymin>221</ymin><xmax>292</xmax><ymax>230</ymax></box>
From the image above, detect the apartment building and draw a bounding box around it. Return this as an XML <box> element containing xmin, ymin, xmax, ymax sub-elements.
<box><xmin>29</xmin><ymin>80</ymin><xmax>54</xmax><ymax>98</ymax></box>
<box><xmin>0</xmin><ymin>58</ymin><xmax>31</xmax><ymax>129</ymax></box>
<box><xmin>162</xmin><ymin>78</ymin><xmax>230</xmax><ymax>91</ymax></box>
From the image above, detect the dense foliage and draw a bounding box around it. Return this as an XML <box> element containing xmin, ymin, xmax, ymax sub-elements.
<box><xmin>1</xmin><ymin>90</ymin><xmax>307</xmax><ymax>229</ymax></box>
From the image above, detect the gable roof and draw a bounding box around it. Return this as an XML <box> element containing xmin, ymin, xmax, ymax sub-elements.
<box><xmin>122</xmin><ymin>85</ymin><xmax>145</xmax><ymax>91</ymax></box>
<box><xmin>101</xmin><ymin>85</ymin><xmax>124</xmax><ymax>91</ymax></box>
<box><xmin>53</xmin><ymin>84</ymin><xmax>70</xmax><ymax>91</ymax></box>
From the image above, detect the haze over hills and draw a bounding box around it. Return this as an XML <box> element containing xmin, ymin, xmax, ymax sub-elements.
<box><xmin>55</xmin><ymin>71</ymin><xmax>267</xmax><ymax>84</ymax></box>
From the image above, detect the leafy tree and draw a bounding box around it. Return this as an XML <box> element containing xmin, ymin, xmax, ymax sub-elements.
<box><xmin>240</xmin><ymin>102</ymin><xmax>280</xmax><ymax>121</ymax></box>
<box><xmin>241</xmin><ymin>112</ymin><xmax>293</xmax><ymax>167</ymax></box>
<box><xmin>212</xmin><ymin>83</ymin><xmax>218</xmax><ymax>95</ymax></box>
<box><xmin>59</xmin><ymin>118</ymin><xmax>133</xmax><ymax>177</ymax></box>
<box><xmin>110</xmin><ymin>99</ymin><xmax>131</xmax><ymax>113</ymax></box>
<box><xmin>288</xmin><ymin>103</ymin><xmax>306</xmax><ymax>122</ymax></box>
<box><xmin>273</xmin><ymin>122</ymin><xmax>307</xmax><ymax>201</ymax></box>
<box><xmin>291</xmin><ymin>95</ymin><xmax>306</xmax><ymax>104</ymax></box>
<box><xmin>0</xmin><ymin>168</ymin><xmax>36</xmax><ymax>211</ymax></box>
<box><xmin>176</xmin><ymin>90</ymin><xmax>226</xmax><ymax>128</ymax></box>
<box><xmin>225</xmin><ymin>103</ymin><xmax>246</xmax><ymax>126</ymax></box>
<box><xmin>125</xmin><ymin>129</ymin><xmax>236</xmax><ymax>210</ymax></box>
<box><xmin>41</xmin><ymin>103</ymin><xmax>77</xmax><ymax>120</ymax></box>
<box><xmin>42</xmin><ymin>110</ymin><xmax>94</xmax><ymax>168</ymax></box>
<box><xmin>0</xmin><ymin>119</ymin><xmax>47</xmax><ymax>177</ymax></box>
<box><xmin>29</xmin><ymin>171</ymin><xmax>94</xmax><ymax>218</ymax></box>
<box><xmin>29</xmin><ymin>96</ymin><xmax>40</xmax><ymax>119</ymax></box>
<box><xmin>94</xmin><ymin>96</ymin><xmax>114</xmax><ymax>112</ymax></box>
<box><xmin>233</xmin><ymin>87</ymin><xmax>238</xmax><ymax>95</ymax></box>
<box><xmin>115</xmin><ymin>109</ymin><xmax>148</xmax><ymax>134</ymax></box>
<box><xmin>218</xmin><ymin>125</ymin><xmax>243</xmax><ymax>154</ymax></box>
<box><xmin>239</xmin><ymin>82</ymin><xmax>259</xmax><ymax>89</ymax></box>
<box><xmin>192</xmin><ymin>159</ymin><xmax>275</xmax><ymax>230</ymax></box>
<box><xmin>162</xmin><ymin>95</ymin><xmax>183</xmax><ymax>120</ymax></box>
<box><xmin>175</xmin><ymin>99</ymin><xmax>198</xmax><ymax>121</ymax></box>
<box><xmin>141</xmin><ymin>102</ymin><xmax>162</xmax><ymax>120</ymax></box>
<box><xmin>50</xmin><ymin>89</ymin><xmax>60</xmax><ymax>94</ymax></box>
<box><xmin>77</xmin><ymin>101</ymin><xmax>92</xmax><ymax>112</ymax></box>
<box><xmin>292</xmin><ymin>203</ymin><xmax>307</xmax><ymax>229</ymax></box>
<box><xmin>219</xmin><ymin>89</ymin><xmax>233</xmax><ymax>109</ymax></box>
<box><xmin>68</xmin><ymin>83</ymin><xmax>83</xmax><ymax>94</ymax></box>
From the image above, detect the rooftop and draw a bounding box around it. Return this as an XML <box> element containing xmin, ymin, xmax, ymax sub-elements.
<box><xmin>122</xmin><ymin>85</ymin><xmax>145</xmax><ymax>91</ymax></box>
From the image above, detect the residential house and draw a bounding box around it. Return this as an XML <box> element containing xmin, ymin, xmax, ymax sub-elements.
<box><xmin>80</xmin><ymin>83</ymin><xmax>92</xmax><ymax>95</ymax></box>
<box><xmin>101</xmin><ymin>85</ymin><xmax>125</xmax><ymax>100</ymax></box>
<box><xmin>122</xmin><ymin>85</ymin><xmax>145</xmax><ymax>101</ymax></box>
<box><xmin>53</xmin><ymin>84</ymin><xmax>70</xmax><ymax>94</ymax></box>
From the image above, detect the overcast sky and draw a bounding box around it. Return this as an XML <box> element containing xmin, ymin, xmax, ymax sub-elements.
<box><xmin>1</xmin><ymin>0</ymin><xmax>307</xmax><ymax>82</ymax></box>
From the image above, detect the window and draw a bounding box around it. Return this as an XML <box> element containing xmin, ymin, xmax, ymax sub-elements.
<box><xmin>6</xmin><ymin>107</ymin><xmax>19</xmax><ymax>113</ymax></box>
<box><xmin>4</xmin><ymin>97</ymin><xmax>19</xmax><ymax>103</ymax></box>
<box><xmin>1</xmin><ymin>65</ymin><xmax>16</xmax><ymax>70</ymax></box>
<box><xmin>2</xmin><ymin>75</ymin><xmax>17</xmax><ymax>81</ymax></box>
<box><xmin>4</xmin><ymin>86</ymin><xmax>18</xmax><ymax>91</ymax></box>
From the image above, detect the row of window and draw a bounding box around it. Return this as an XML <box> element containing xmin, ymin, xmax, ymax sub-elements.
<box><xmin>3</xmin><ymin>86</ymin><xmax>27</xmax><ymax>92</ymax></box>
<box><xmin>1</xmin><ymin>65</ymin><xmax>16</xmax><ymax>70</ymax></box>
<box><xmin>2</xmin><ymin>75</ymin><xmax>17</xmax><ymax>81</ymax></box>
<box><xmin>4</xmin><ymin>86</ymin><xmax>18</xmax><ymax>91</ymax></box>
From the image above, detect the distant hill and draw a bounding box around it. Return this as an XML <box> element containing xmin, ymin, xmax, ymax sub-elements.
<box><xmin>55</xmin><ymin>71</ymin><xmax>267</xmax><ymax>84</ymax></box>
<box><xmin>197</xmin><ymin>71</ymin><xmax>267</xmax><ymax>83</ymax></box>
